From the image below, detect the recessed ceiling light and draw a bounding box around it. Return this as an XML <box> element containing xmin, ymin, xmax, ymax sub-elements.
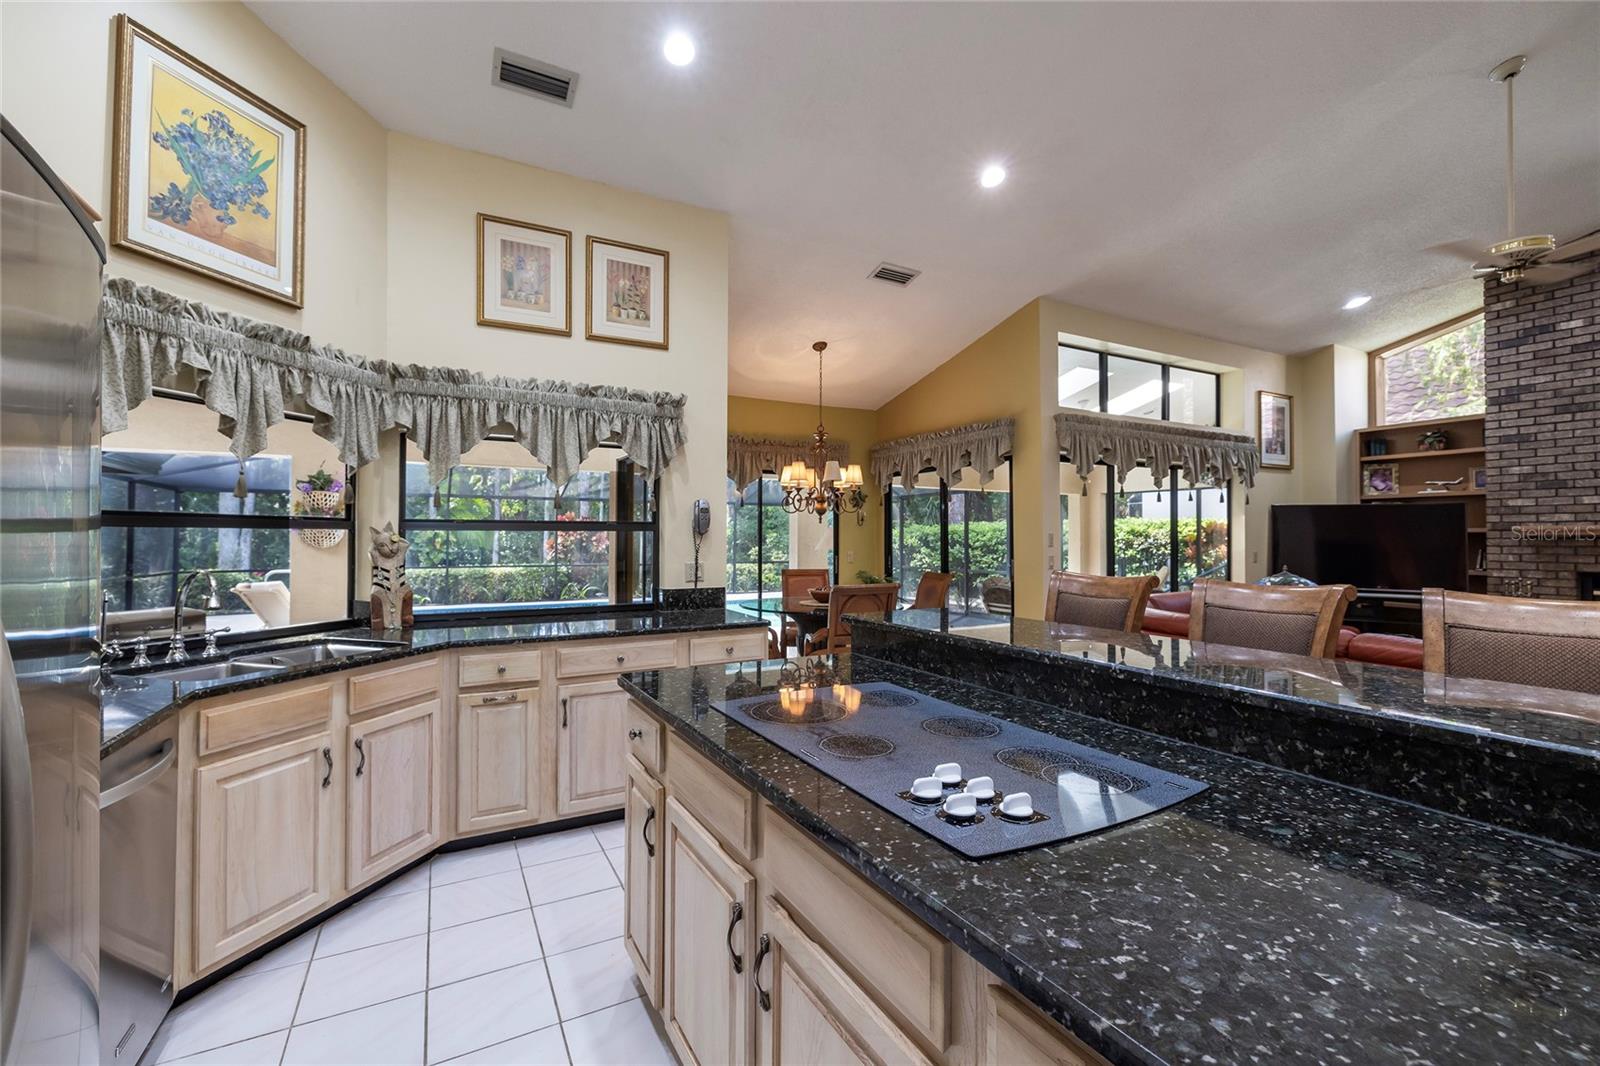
<box><xmin>979</xmin><ymin>164</ymin><xmax>1007</xmax><ymax>189</ymax></box>
<box><xmin>663</xmin><ymin>32</ymin><xmax>696</xmax><ymax>66</ymax></box>
<box><xmin>1342</xmin><ymin>294</ymin><xmax>1371</xmax><ymax>310</ymax></box>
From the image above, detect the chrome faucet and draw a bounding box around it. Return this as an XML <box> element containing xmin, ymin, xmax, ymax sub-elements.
<box><xmin>167</xmin><ymin>570</ymin><xmax>222</xmax><ymax>663</ymax></box>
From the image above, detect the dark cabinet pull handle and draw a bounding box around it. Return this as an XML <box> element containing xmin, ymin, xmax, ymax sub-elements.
<box><xmin>754</xmin><ymin>934</ymin><xmax>772</xmax><ymax>1012</ymax></box>
<box><xmin>561</xmin><ymin>697</ymin><xmax>568</xmax><ymax>728</ymax></box>
<box><xmin>642</xmin><ymin>804</ymin><xmax>656</xmax><ymax>857</ymax></box>
<box><xmin>321</xmin><ymin>747</ymin><xmax>332</xmax><ymax>788</ymax></box>
<box><xmin>354</xmin><ymin>737</ymin><xmax>365</xmax><ymax>777</ymax></box>
<box><xmin>628</xmin><ymin>728</ymin><xmax>643</xmax><ymax>741</ymax></box>
<box><xmin>616</xmin><ymin>654</ymin><xmax>626</xmax><ymax>665</ymax></box>
<box><xmin>496</xmin><ymin>664</ymin><xmax>507</xmax><ymax>674</ymax></box>
<box><xmin>726</xmin><ymin>901</ymin><xmax>745</xmax><ymax>974</ymax></box>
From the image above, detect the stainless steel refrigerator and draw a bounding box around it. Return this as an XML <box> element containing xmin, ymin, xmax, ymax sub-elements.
<box><xmin>1</xmin><ymin>117</ymin><xmax>106</xmax><ymax>1066</ymax></box>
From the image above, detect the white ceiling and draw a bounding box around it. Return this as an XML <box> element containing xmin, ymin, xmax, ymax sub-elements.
<box><xmin>250</xmin><ymin>1</ymin><xmax>1600</xmax><ymax>409</ymax></box>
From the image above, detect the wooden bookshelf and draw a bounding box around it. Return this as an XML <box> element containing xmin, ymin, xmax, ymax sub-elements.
<box><xmin>1354</xmin><ymin>414</ymin><xmax>1487</xmax><ymax>591</ymax></box>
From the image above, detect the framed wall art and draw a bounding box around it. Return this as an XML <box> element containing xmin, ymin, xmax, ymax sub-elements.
<box><xmin>112</xmin><ymin>15</ymin><xmax>305</xmax><ymax>306</ymax></box>
<box><xmin>586</xmin><ymin>236</ymin><xmax>668</xmax><ymax>349</ymax></box>
<box><xmin>477</xmin><ymin>213</ymin><xmax>572</xmax><ymax>335</ymax></box>
<box><xmin>1362</xmin><ymin>462</ymin><xmax>1400</xmax><ymax>498</ymax></box>
<box><xmin>1257</xmin><ymin>390</ymin><xmax>1293</xmax><ymax>470</ymax></box>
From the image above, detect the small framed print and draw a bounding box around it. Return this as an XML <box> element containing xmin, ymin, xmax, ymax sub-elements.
<box><xmin>586</xmin><ymin>236</ymin><xmax>668</xmax><ymax>349</ymax></box>
<box><xmin>1363</xmin><ymin>463</ymin><xmax>1400</xmax><ymax>497</ymax></box>
<box><xmin>1469</xmin><ymin>466</ymin><xmax>1488</xmax><ymax>491</ymax></box>
<box><xmin>111</xmin><ymin>15</ymin><xmax>305</xmax><ymax>306</ymax></box>
<box><xmin>1257</xmin><ymin>390</ymin><xmax>1293</xmax><ymax>470</ymax></box>
<box><xmin>477</xmin><ymin>213</ymin><xmax>571</xmax><ymax>335</ymax></box>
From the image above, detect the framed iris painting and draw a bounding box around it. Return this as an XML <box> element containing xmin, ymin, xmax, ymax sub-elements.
<box><xmin>586</xmin><ymin>236</ymin><xmax>669</xmax><ymax>349</ymax></box>
<box><xmin>477</xmin><ymin>213</ymin><xmax>571</xmax><ymax>335</ymax></box>
<box><xmin>112</xmin><ymin>15</ymin><xmax>305</xmax><ymax>306</ymax></box>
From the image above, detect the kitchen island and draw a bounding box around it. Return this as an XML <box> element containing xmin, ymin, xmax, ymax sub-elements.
<box><xmin>619</xmin><ymin>645</ymin><xmax>1600</xmax><ymax>1066</ymax></box>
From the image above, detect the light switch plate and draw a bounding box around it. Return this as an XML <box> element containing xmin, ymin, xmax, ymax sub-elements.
<box><xmin>684</xmin><ymin>560</ymin><xmax>703</xmax><ymax>582</ymax></box>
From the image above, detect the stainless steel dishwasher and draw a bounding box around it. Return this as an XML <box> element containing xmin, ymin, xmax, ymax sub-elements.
<box><xmin>99</xmin><ymin>718</ymin><xmax>177</xmax><ymax>1063</ymax></box>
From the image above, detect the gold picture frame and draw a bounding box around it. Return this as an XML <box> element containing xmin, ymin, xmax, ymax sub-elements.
<box><xmin>476</xmin><ymin>213</ymin><xmax>572</xmax><ymax>336</ymax></box>
<box><xmin>112</xmin><ymin>15</ymin><xmax>306</xmax><ymax>306</ymax></box>
<box><xmin>1257</xmin><ymin>390</ymin><xmax>1293</xmax><ymax>470</ymax></box>
<box><xmin>586</xmin><ymin>236</ymin><xmax>669</xmax><ymax>349</ymax></box>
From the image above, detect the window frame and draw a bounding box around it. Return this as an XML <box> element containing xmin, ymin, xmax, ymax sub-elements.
<box><xmin>100</xmin><ymin>388</ymin><xmax>358</xmax><ymax>636</ymax></box>
<box><xmin>397</xmin><ymin>433</ymin><xmax>660</xmax><ymax>621</ymax></box>
<box><xmin>1367</xmin><ymin>309</ymin><xmax>1485</xmax><ymax>427</ymax></box>
<box><xmin>725</xmin><ymin>473</ymin><xmax>842</xmax><ymax>623</ymax></box>
<box><xmin>881</xmin><ymin>458</ymin><xmax>1014</xmax><ymax>613</ymax></box>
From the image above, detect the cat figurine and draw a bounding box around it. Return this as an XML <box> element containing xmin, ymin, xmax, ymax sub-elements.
<box><xmin>369</xmin><ymin>522</ymin><xmax>414</xmax><ymax>631</ymax></box>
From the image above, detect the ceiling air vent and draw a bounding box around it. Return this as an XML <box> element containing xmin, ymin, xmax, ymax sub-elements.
<box><xmin>869</xmin><ymin>262</ymin><xmax>920</xmax><ymax>286</ymax></box>
<box><xmin>492</xmin><ymin>48</ymin><xmax>577</xmax><ymax>108</ymax></box>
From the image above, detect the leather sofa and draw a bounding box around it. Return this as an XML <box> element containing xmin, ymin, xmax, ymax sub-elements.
<box><xmin>1142</xmin><ymin>590</ymin><xmax>1425</xmax><ymax>670</ymax></box>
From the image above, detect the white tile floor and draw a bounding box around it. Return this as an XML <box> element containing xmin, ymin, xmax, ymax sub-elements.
<box><xmin>145</xmin><ymin>823</ymin><xmax>677</xmax><ymax>1066</ymax></box>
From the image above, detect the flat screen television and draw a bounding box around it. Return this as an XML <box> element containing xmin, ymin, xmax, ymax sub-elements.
<box><xmin>1269</xmin><ymin>502</ymin><xmax>1468</xmax><ymax>591</ymax></box>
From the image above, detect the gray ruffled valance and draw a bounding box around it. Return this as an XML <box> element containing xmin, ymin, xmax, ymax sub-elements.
<box><xmin>100</xmin><ymin>278</ymin><xmax>687</xmax><ymax>484</ymax></box>
<box><xmin>1054</xmin><ymin>409</ymin><xmax>1258</xmax><ymax>488</ymax></box>
<box><xmin>868</xmin><ymin>418</ymin><xmax>1014</xmax><ymax>487</ymax></box>
<box><xmin>727</xmin><ymin>434</ymin><xmax>850</xmax><ymax>491</ymax></box>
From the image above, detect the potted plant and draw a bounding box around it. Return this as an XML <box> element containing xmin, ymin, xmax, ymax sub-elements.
<box><xmin>296</xmin><ymin>464</ymin><xmax>345</xmax><ymax>515</ymax></box>
<box><xmin>1417</xmin><ymin>428</ymin><xmax>1449</xmax><ymax>451</ymax></box>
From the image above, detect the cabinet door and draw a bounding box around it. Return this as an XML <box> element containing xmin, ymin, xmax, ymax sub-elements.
<box><xmin>347</xmin><ymin>699</ymin><xmax>443</xmax><ymax>891</ymax></box>
<box><xmin>193</xmin><ymin>731</ymin><xmax>336</xmax><ymax>971</ymax></box>
<box><xmin>555</xmin><ymin>679</ymin><xmax>628</xmax><ymax>817</ymax></box>
<box><xmin>662</xmin><ymin>797</ymin><xmax>755</xmax><ymax>1066</ymax></box>
<box><xmin>622</xmin><ymin>756</ymin><xmax>664</xmax><ymax>1006</ymax></box>
<box><xmin>981</xmin><ymin>985</ymin><xmax>1102</xmax><ymax>1066</ymax></box>
<box><xmin>457</xmin><ymin>688</ymin><xmax>539</xmax><ymax>834</ymax></box>
<box><xmin>756</xmin><ymin>897</ymin><xmax>932</xmax><ymax>1066</ymax></box>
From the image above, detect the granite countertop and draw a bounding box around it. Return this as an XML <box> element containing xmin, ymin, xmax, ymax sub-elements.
<box><xmin>620</xmin><ymin>654</ymin><xmax>1600</xmax><ymax>1066</ymax></box>
<box><xmin>99</xmin><ymin>609</ymin><xmax>758</xmax><ymax>757</ymax></box>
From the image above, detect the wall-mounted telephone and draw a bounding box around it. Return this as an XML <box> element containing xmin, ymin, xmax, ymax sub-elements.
<box><xmin>691</xmin><ymin>499</ymin><xmax>710</xmax><ymax>586</ymax></box>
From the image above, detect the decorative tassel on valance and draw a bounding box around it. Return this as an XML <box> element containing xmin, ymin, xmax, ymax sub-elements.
<box><xmin>99</xmin><ymin>278</ymin><xmax>687</xmax><ymax>484</ymax></box>
<box><xmin>727</xmin><ymin>434</ymin><xmax>850</xmax><ymax>492</ymax></box>
<box><xmin>1054</xmin><ymin>409</ymin><xmax>1259</xmax><ymax>489</ymax></box>
<box><xmin>868</xmin><ymin>418</ymin><xmax>1014</xmax><ymax>488</ymax></box>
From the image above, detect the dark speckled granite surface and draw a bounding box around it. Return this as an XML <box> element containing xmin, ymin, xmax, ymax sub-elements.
<box><xmin>850</xmin><ymin>612</ymin><xmax>1600</xmax><ymax>849</ymax></box>
<box><xmin>100</xmin><ymin>609</ymin><xmax>757</xmax><ymax>757</ymax></box>
<box><xmin>620</xmin><ymin>654</ymin><xmax>1600</xmax><ymax>1066</ymax></box>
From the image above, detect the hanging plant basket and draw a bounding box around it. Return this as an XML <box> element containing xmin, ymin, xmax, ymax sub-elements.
<box><xmin>305</xmin><ymin>489</ymin><xmax>344</xmax><ymax>514</ymax></box>
<box><xmin>297</xmin><ymin>527</ymin><xmax>347</xmax><ymax>550</ymax></box>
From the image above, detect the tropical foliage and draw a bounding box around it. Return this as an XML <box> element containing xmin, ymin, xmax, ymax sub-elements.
<box><xmin>1383</xmin><ymin>319</ymin><xmax>1486</xmax><ymax>423</ymax></box>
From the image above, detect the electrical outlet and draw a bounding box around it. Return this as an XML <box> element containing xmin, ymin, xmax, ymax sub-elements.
<box><xmin>1251</xmin><ymin>551</ymin><xmax>1260</xmax><ymax>564</ymax></box>
<box><xmin>683</xmin><ymin>560</ymin><xmax>702</xmax><ymax>583</ymax></box>
<box><xmin>846</xmin><ymin>550</ymin><xmax>855</xmax><ymax>564</ymax></box>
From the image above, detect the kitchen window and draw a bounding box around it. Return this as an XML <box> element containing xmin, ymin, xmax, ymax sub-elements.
<box><xmin>885</xmin><ymin>462</ymin><xmax>1012</xmax><ymax>615</ymax></box>
<box><xmin>398</xmin><ymin>436</ymin><xmax>657</xmax><ymax>617</ymax></box>
<box><xmin>100</xmin><ymin>393</ymin><xmax>355</xmax><ymax>636</ymax></box>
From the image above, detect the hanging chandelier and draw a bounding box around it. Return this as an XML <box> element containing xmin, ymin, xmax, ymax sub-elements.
<box><xmin>778</xmin><ymin>341</ymin><xmax>867</xmax><ymax>524</ymax></box>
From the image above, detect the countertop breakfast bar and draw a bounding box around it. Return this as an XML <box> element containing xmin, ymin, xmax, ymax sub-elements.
<box><xmin>618</xmin><ymin>616</ymin><xmax>1600</xmax><ymax>1066</ymax></box>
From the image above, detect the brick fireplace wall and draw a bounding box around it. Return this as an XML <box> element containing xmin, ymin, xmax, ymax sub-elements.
<box><xmin>1482</xmin><ymin>254</ymin><xmax>1600</xmax><ymax>599</ymax></box>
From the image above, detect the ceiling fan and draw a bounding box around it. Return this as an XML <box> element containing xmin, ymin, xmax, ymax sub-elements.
<box><xmin>1466</xmin><ymin>55</ymin><xmax>1600</xmax><ymax>286</ymax></box>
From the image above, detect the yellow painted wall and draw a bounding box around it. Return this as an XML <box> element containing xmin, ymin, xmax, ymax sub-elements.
<box><xmin>726</xmin><ymin>397</ymin><xmax>881</xmax><ymax>577</ymax></box>
<box><xmin>875</xmin><ymin>301</ymin><xmax>1049</xmax><ymax>617</ymax></box>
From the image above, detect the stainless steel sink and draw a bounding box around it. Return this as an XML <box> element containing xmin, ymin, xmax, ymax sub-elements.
<box><xmin>232</xmin><ymin>639</ymin><xmax>402</xmax><ymax>668</ymax></box>
<box><xmin>144</xmin><ymin>660</ymin><xmax>288</xmax><ymax>683</ymax></box>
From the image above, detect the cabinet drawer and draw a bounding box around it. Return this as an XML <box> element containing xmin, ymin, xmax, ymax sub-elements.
<box><xmin>349</xmin><ymin>657</ymin><xmax>441</xmax><ymax>715</ymax></box>
<box><xmin>625</xmin><ymin>700</ymin><xmax>664</xmax><ymax>777</ymax></box>
<box><xmin>663</xmin><ymin>733</ymin><xmax>754</xmax><ymax>862</ymax></box>
<box><xmin>761</xmin><ymin>807</ymin><xmax>950</xmax><ymax>1051</ymax></box>
<box><xmin>197</xmin><ymin>681</ymin><xmax>335</xmax><ymax>758</ymax></box>
<box><xmin>688</xmin><ymin>629</ymin><xmax>768</xmax><ymax>665</ymax></box>
<box><xmin>459</xmin><ymin>648</ymin><xmax>542</xmax><ymax>688</ymax></box>
<box><xmin>557</xmin><ymin>639</ymin><xmax>677</xmax><ymax>678</ymax></box>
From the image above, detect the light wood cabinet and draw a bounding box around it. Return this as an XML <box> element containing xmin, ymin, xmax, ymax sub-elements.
<box><xmin>457</xmin><ymin>687</ymin><xmax>540</xmax><ymax>833</ymax></box>
<box><xmin>663</xmin><ymin>797</ymin><xmax>755</xmax><ymax>1066</ymax></box>
<box><xmin>192</xmin><ymin>731</ymin><xmax>336</xmax><ymax>971</ymax></box>
<box><xmin>980</xmin><ymin>984</ymin><xmax>1102</xmax><ymax>1066</ymax></box>
<box><xmin>346</xmin><ymin>698</ymin><xmax>443</xmax><ymax>891</ymax></box>
<box><xmin>623</xmin><ymin>756</ymin><xmax>664</xmax><ymax>1006</ymax></box>
<box><xmin>756</xmin><ymin>896</ymin><xmax>933</xmax><ymax>1066</ymax></box>
<box><xmin>555</xmin><ymin>679</ymin><xmax>630</xmax><ymax>816</ymax></box>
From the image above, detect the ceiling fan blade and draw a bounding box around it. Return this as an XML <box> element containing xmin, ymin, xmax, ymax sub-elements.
<box><xmin>1521</xmin><ymin>261</ymin><xmax>1596</xmax><ymax>285</ymax></box>
<box><xmin>1548</xmin><ymin>229</ymin><xmax>1600</xmax><ymax>262</ymax></box>
<box><xmin>1429</xmin><ymin>239</ymin><xmax>1493</xmax><ymax>263</ymax></box>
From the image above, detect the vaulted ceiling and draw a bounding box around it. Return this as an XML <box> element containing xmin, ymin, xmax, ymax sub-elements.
<box><xmin>251</xmin><ymin>1</ymin><xmax>1600</xmax><ymax>407</ymax></box>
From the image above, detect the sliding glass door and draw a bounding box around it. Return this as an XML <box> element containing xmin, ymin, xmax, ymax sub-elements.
<box><xmin>1110</xmin><ymin>466</ymin><xmax>1229</xmax><ymax>590</ymax></box>
<box><xmin>885</xmin><ymin>464</ymin><xmax>1012</xmax><ymax>614</ymax></box>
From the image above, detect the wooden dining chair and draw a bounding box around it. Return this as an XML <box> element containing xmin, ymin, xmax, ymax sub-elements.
<box><xmin>804</xmin><ymin>583</ymin><xmax>901</xmax><ymax>655</ymax></box>
<box><xmin>779</xmin><ymin>568</ymin><xmax>829</xmax><ymax>654</ymax></box>
<box><xmin>1422</xmin><ymin>588</ymin><xmax>1600</xmax><ymax>693</ymax></box>
<box><xmin>1045</xmin><ymin>571</ymin><xmax>1159</xmax><ymax>633</ymax></box>
<box><xmin>910</xmin><ymin>571</ymin><xmax>954</xmax><ymax>609</ymax></box>
<box><xmin>1188</xmin><ymin>579</ymin><xmax>1357</xmax><ymax>658</ymax></box>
